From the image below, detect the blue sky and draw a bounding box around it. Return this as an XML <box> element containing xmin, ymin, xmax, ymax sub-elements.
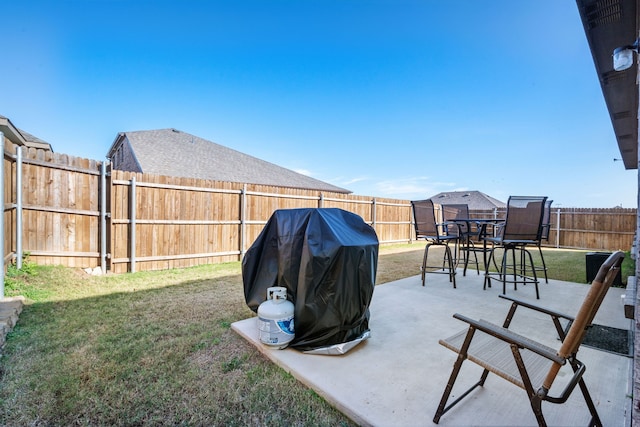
<box><xmin>3</xmin><ymin>1</ymin><xmax>636</xmax><ymax>208</ymax></box>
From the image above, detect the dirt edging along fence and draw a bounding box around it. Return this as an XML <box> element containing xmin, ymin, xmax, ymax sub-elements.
<box><xmin>2</xmin><ymin>138</ymin><xmax>636</xmax><ymax>274</ymax></box>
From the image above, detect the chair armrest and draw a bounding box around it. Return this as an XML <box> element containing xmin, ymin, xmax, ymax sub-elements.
<box><xmin>542</xmin><ymin>359</ymin><xmax>586</xmax><ymax>404</ymax></box>
<box><xmin>453</xmin><ymin>313</ymin><xmax>566</xmax><ymax>365</ymax></box>
<box><xmin>493</xmin><ymin>221</ymin><xmax>505</xmax><ymax>234</ymax></box>
<box><xmin>442</xmin><ymin>221</ymin><xmax>463</xmax><ymax>236</ymax></box>
<box><xmin>498</xmin><ymin>294</ymin><xmax>574</xmax><ymax>322</ymax></box>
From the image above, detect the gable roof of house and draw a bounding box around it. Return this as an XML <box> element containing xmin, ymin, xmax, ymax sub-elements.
<box><xmin>0</xmin><ymin>115</ymin><xmax>53</xmax><ymax>151</ymax></box>
<box><xmin>109</xmin><ymin>128</ymin><xmax>350</xmax><ymax>193</ymax></box>
<box><xmin>429</xmin><ymin>191</ymin><xmax>506</xmax><ymax>210</ymax></box>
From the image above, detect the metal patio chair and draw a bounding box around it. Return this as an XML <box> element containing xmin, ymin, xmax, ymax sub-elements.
<box><xmin>483</xmin><ymin>196</ymin><xmax>548</xmax><ymax>299</ymax></box>
<box><xmin>441</xmin><ymin>203</ymin><xmax>480</xmax><ymax>276</ymax></box>
<box><xmin>411</xmin><ymin>199</ymin><xmax>461</xmax><ymax>288</ymax></box>
<box><xmin>433</xmin><ymin>250</ymin><xmax>624</xmax><ymax>426</ymax></box>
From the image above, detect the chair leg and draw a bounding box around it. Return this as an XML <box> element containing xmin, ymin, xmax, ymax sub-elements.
<box><xmin>528</xmin><ymin>395</ymin><xmax>547</xmax><ymax>426</ymax></box>
<box><xmin>484</xmin><ymin>246</ymin><xmax>495</xmax><ymax>290</ymax></box>
<box><xmin>460</xmin><ymin>239</ymin><xmax>468</xmax><ymax>276</ymax></box>
<box><xmin>422</xmin><ymin>242</ymin><xmax>458</xmax><ymax>288</ymax></box>
<box><xmin>501</xmin><ymin>247</ymin><xmax>512</xmax><ymax>294</ymax></box>
<box><xmin>498</xmin><ymin>247</ymin><xmax>541</xmax><ymax>299</ymax></box>
<box><xmin>433</xmin><ymin>328</ymin><xmax>484</xmax><ymax>424</ymax></box>
<box><xmin>471</xmin><ymin>241</ymin><xmax>479</xmax><ymax>275</ymax></box>
<box><xmin>463</xmin><ymin>238</ymin><xmax>480</xmax><ymax>276</ymax></box>
<box><xmin>451</xmin><ymin>239</ymin><xmax>460</xmax><ymax>271</ymax></box>
<box><xmin>512</xmin><ymin>345</ymin><xmax>548</xmax><ymax>426</ymax></box>
<box><xmin>444</xmin><ymin>244</ymin><xmax>456</xmax><ymax>288</ymax></box>
<box><xmin>538</xmin><ymin>244</ymin><xmax>549</xmax><ymax>283</ymax></box>
<box><xmin>433</xmin><ymin>353</ymin><xmax>466</xmax><ymax>424</ymax></box>
<box><xmin>491</xmin><ymin>246</ymin><xmax>502</xmax><ymax>271</ymax></box>
<box><xmin>421</xmin><ymin>243</ymin><xmax>430</xmax><ymax>286</ymax></box>
<box><xmin>523</xmin><ymin>248</ymin><xmax>540</xmax><ymax>299</ymax></box>
<box><xmin>511</xmin><ymin>247</ymin><xmax>520</xmax><ymax>291</ymax></box>
<box><xmin>567</xmin><ymin>360</ymin><xmax>603</xmax><ymax>426</ymax></box>
<box><xmin>519</xmin><ymin>247</ymin><xmax>526</xmax><ymax>278</ymax></box>
<box><xmin>440</xmin><ymin>241</ymin><xmax>455</xmax><ymax>271</ymax></box>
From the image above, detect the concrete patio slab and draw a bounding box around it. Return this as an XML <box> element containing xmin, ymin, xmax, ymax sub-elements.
<box><xmin>232</xmin><ymin>271</ymin><xmax>633</xmax><ymax>426</ymax></box>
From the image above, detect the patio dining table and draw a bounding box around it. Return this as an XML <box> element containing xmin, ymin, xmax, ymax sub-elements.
<box><xmin>449</xmin><ymin>218</ymin><xmax>504</xmax><ymax>289</ymax></box>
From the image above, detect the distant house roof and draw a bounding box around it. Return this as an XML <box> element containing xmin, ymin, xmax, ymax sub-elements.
<box><xmin>429</xmin><ymin>191</ymin><xmax>506</xmax><ymax>210</ymax></box>
<box><xmin>0</xmin><ymin>115</ymin><xmax>53</xmax><ymax>151</ymax></box>
<box><xmin>107</xmin><ymin>128</ymin><xmax>350</xmax><ymax>194</ymax></box>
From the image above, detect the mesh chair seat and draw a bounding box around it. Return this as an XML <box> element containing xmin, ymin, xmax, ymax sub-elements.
<box><xmin>439</xmin><ymin>320</ymin><xmax>554</xmax><ymax>389</ymax></box>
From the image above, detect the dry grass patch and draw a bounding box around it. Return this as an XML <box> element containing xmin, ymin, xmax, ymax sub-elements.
<box><xmin>1</xmin><ymin>264</ymin><xmax>354</xmax><ymax>426</ymax></box>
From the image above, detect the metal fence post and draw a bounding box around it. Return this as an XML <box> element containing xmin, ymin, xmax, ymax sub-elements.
<box><xmin>410</xmin><ymin>204</ymin><xmax>415</xmax><ymax>243</ymax></box>
<box><xmin>130</xmin><ymin>176</ymin><xmax>136</xmax><ymax>273</ymax></box>
<box><xmin>0</xmin><ymin>133</ymin><xmax>5</xmax><ymax>298</ymax></box>
<box><xmin>372</xmin><ymin>198</ymin><xmax>377</xmax><ymax>228</ymax></box>
<box><xmin>555</xmin><ymin>208</ymin><xmax>561</xmax><ymax>248</ymax></box>
<box><xmin>240</xmin><ymin>184</ymin><xmax>246</xmax><ymax>259</ymax></box>
<box><xmin>15</xmin><ymin>145</ymin><xmax>22</xmax><ymax>270</ymax></box>
<box><xmin>100</xmin><ymin>161</ymin><xmax>107</xmax><ymax>274</ymax></box>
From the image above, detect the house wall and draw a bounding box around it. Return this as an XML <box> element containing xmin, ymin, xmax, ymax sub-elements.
<box><xmin>110</xmin><ymin>137</ymin><xmax>141</xmax><ymax>172</ymax></box>
<box><xmin>635</xmin><ymin>166</ymin><xmax>639</xmax><ymax>426</ymax></box>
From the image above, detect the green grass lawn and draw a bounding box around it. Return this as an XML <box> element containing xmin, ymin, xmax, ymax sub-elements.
<box><xmin>0</xmin><ymin>246</ymin><xmax>633</xmax><ymax>425</ymax></box>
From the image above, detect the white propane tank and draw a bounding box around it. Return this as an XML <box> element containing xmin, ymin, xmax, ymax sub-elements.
<box><xmin>257</xmin><ymin>286</ymin><xmax>295</xmax><ymax>349</ymax></box>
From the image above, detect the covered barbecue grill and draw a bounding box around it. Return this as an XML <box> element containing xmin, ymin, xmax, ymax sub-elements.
<box><xmin>242</xmin><ymin>208</ymin><xmax>379</xmax><ymax>353</ymax></box>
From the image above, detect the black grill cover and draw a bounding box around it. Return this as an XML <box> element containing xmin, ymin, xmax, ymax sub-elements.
<box><xmin>242</xmin><ymin>208</ymin><xmax>379</xmax><ymax>351</ymax></box>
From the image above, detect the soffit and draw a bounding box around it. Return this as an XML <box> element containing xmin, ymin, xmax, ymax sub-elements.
<box><xmin>577</xmin><ymin>0</ymin><xmax>639</xmax><ymax>169</ymax></box>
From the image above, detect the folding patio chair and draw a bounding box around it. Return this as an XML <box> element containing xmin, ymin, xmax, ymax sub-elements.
<box><xmin>433</xmin><ymin>250</ymin><xmax>624</xmax><ymax>426</ymax></box>
<box><xmin>411</xmin><ymin>199</ymin><xmax>461</xmax><ymax>288</ymax></box>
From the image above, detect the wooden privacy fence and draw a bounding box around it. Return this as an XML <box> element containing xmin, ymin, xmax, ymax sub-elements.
<box><xmin>463</xmin><ymin>208</ymin><xmax>637</xmax><ymax>251</ymax></box>
<box><xmin>2</xmin><ymin>141</ymin><xmax>637</xmax><ymax>274</ymax></box>
<box><xmin>109</xmin><ymin>170</ymin><xmax>412</xmax><ymax>273</ymax></box>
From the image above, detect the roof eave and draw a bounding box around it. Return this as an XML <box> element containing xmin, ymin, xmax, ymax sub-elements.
<box><xmin>0</xmin><ymin>116</ymin><xmax>27</xmax><ymax>147</ymax></box>
<box><xmin>107</xmin><ymin>132</ymin><xmax>127</xmax><ymax>159</ymax></box>
<box><xmin>577</xmin><ymin>0</ymin><xmax>639</xmax><ymax>169</ymax></box>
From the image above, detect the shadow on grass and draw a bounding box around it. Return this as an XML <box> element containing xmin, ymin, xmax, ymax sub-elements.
<box><xmin>0</xmin><ymin>265</ymin><xmax>354</xmax><ymax>427</ymax></box>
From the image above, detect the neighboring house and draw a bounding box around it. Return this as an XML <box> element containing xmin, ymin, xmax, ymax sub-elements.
<box><xmin>0</xmin><ymin>115</ymin><xmax>54</xmax><ymax>151</ymax></box>
<box><xmin>107</xmin><ymin>128</ymin><xmax>350</xmax><ymax>193</ymax></box>
<box><xmin>429</xmin><ymin>191</ymin><xmax>506</xmax><ymax>210</ymax></box>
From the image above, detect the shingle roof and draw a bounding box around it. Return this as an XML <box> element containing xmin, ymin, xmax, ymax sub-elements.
<box><xmin>17</xmin><ymin>128</ymin><xmax>53</xmax><ymax>151</ymax></box>
<box><xmin>0</xmin><ymin>115</ymin><xmax>53</xmax><ymax>151</ymax></box>
<box><xmin>115</xmin><ymin>128</ymin><xmax>350</xmax><ymax>193</ymax></box>
<box><xmin>429</xmin><ymin>191</ymin><xmax>506</xmax><ymax>210</ymax></box>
